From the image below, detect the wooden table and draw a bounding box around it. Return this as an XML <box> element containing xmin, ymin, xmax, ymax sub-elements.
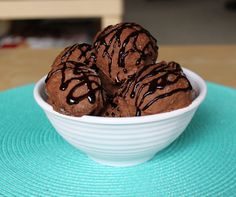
<box><xmin>0</xmin><ymin>45</ymin><xmax>236</xmax><ymax>91</ymax></box>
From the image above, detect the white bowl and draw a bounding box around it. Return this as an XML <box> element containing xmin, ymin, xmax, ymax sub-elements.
<box><xmin>34</xmin><ymin>68</ymin><xmax>207</xmax><ymax>167</ymax></box>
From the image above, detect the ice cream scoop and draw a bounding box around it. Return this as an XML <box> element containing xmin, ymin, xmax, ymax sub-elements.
<box><xmin>45</xmin><ymin>61</ymin><xmax>105</xmax><ymax>117</ymax></box>
<box><xmin>101</xmin><ymin>96</ymin><xmax>136</xmax><ymax>117</ymax></box>
<box><xmin>52</xmin><ymin>43</ymin><xmax>95</xmax><ymax>69</ymax></box>
<box><xmin>119</xmin><ymin>61</ymin><xmax>193</xmax><ymax>116</ymax></box>
<box><xmin>93</xmin><ymin>22</ymin><xmax>158</xmax><ymax>85</ymax></box>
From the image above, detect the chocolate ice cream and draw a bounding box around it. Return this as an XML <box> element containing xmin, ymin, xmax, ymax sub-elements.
<box><xmin>101</xmin><ymin>96</ymin><xmax>136</xmax><ymax>117</ymax></box>
<box><xmin>93</xmin><ymin>22</ymin><xmax>158</xmax><ymax>85</ymax></box>
<box><xmin>44</xmin><ymin>22</ymin><xmax>193</xmax><ymax>117</ymax></box>
<box><xmin>119</xmin><ymin>61</ymin><xmax>193</xmax><ymax>116</ymax></box>
<box><xmin>52</xmin><ymin>43</ymin><xmax>95</xmax><ymax>68</ymax></box>
<box><xmin>45</xmin><ymin>62</ymin><xmax>105</xmax><ymax>117</ymax></box>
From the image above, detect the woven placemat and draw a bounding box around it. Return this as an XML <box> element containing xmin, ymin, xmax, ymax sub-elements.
<box><xmin>0</xmin><ymin>83</ymin><xmax>236</xmax><ymax>196</ymax></box>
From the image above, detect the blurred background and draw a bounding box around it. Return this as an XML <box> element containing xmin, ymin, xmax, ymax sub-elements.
<box><xmin>0</xmin><ymin>0</ymin><xmax>236</xmax><ymax>90</ymax></box>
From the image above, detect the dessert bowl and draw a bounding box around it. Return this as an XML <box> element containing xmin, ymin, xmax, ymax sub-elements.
<box><xmin>34</xmin><ymin>68</ymin><xmax>207</xmax><ymax>167</ymax></box>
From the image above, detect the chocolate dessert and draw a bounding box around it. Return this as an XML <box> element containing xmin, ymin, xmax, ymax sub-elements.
<box><xmin>45</xmin><ymin>62</ymin><xmax>105</xmax><ymax>116</ymax></box>
<box><xmin>45</xmin><ymin>22</ymin><xmax>193</xmax><ymax>117</ymax></box>
<box><xmin>119</xmin><ymin>61</ymin><xmax>193</xmax><ymax>116</ymax></box>
<box><xmin>101</xmin><ymin>96</ymin><xmax>136</xmax><ymax>117</ymax></box>
<box><xmin>52</xmin><ymin>43</ymin><xmax>95</xmax><ymax>68</ymax></box>
<box><xmin>93</xmin><ymin>22</ymin><xmax>158</xmax><ymax>85</ymax></box>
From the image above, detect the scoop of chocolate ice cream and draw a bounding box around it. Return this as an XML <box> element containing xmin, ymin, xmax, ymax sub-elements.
<box><xmin>52</xmin><ymin>43</ymin><xmax>95</xmax><ymax>68</ymax></box>
<box><xmin>93</xmin><ymin>22</ymin><xmax>158</xmax><ymax>85</ymax></box>
<box><xmin>100</xmin><ymin>100</ymin><xmax>122</xmax><ymax>117</ymax></box>
<box><xmin>98</xmin><ymin>68</ymin><xmax>120</xmax><ymax>96</ymax></box>
<box><xmin>45</xmin><ymin>62</ymin><xmax>105</xmax><ymax>117</ymax></box>
<box><xmin>101</xmin><ymin>96</ymin><xmax>136</xmax><ymax>117</ymax></box>
<box><xmin>119</xmin><ymin>61</ymin><xmax>193</xmax><ymax>116</ymax></box>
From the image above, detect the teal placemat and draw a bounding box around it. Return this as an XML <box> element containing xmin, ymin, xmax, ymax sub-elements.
<box><xmin>0</xmin><ymin>83</ymin><xmax>236</xmax><ymax>196</ymax></box>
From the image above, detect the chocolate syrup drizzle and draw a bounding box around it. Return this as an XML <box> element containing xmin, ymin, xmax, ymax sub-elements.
<box><xmin>45</xmin><ymin>44</ymin><xmax>103</xmax><ymax>108</ymax></box>
<box><xmin>120</xmin><ymin>62</ymin><xmax>192</xmax><ymax>116</ymax></box>
<box><xmin>60</xmin><ymin>43</ymin><xmax>95</xmax><ymax>65</ymax></box>
<box><xmin>93</xmin><ymin>23</ymin><xmax>158</xmax><ymax>81</ymax></box>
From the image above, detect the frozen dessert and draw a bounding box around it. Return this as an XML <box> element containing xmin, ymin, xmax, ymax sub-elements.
<box><xmin>93</xmin><ymin>22</ymin><xmax>158</xmax><ymax>85</ymax></box>
<box><xmin>45</xmin><ymin>62</ymin><xmax>105</xmax><ymax>116</ymax></box>
<box><xmin>52</xmin><ymin>43</ymin><xmax>95</xmax><ymax>68</ymax></box>
<box><xmin>45</xmin><ymin>22</ymin><xmax>193</xmax><ymax>117</ymax></box>
<box><xmin>101</xmin><ymin>96</ymin><xmax>135</xmax><ymax>117</ymax></box>
<box><xmin>118</xmin><ymin>61</ymin><xmax>193</xmax><ymax>116</ymax></box>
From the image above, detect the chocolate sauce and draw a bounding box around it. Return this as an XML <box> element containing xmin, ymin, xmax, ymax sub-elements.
<box><xmin>121</xmin><ymin>62</ymin><xmax>192</xmax><ymax>116</ymax></box>
<box><xmin>60</xmin><ymin>43</ymin><xmax>92</xmax><ymax>64</ymax></box>
<box><xmin>93</xmin><ymin>23</ymin><xmax>158</xmax><ymax>79</ymax></box>
<box><xmin>45</xmin><ymin>44</ymin><xmax>102</xmax><ymax>106</ymax></box>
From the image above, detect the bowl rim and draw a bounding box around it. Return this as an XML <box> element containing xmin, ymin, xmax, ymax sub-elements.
<box><xmin>34</xmin><ymin>68</ymin><xmax>207</xmax><ymax>125</ymax></box>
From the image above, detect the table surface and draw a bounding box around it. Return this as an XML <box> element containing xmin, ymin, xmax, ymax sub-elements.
<box><xmin>0</xmin><ymin>45</ymin><xmax>236</xmax><ymax>91</ymax></box>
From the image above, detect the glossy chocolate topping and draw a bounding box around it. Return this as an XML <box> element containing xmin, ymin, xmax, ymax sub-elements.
<box><xmin>46</xmin><ymin>45</ymin><xmax>102</xmax><ymax>106</ymax></box>
<box><xmin>120</xmin><ymin>61</ymin><xmax>192</xmax><ymax>116</ymax></box>
<box><xmin>93</xmin><ymin>22</ymin><xmax>158</xmax><ymax>80</ymax></box>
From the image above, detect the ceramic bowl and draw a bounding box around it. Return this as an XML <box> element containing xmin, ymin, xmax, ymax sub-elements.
<box><xmin>34</xmin><ymin>68</ymin><xmax>207</xmax><ymax>167</ymax></box>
